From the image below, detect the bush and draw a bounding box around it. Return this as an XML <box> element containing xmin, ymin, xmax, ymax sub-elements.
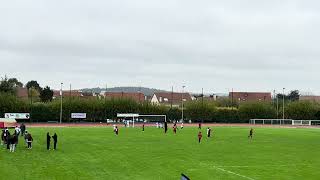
<box><xmin>285</xmin><ymin>101</ymin><xmax>319</xmax><ymax>120</ymax></box>
<box><xmin>238</xmin><ymin>102</ymin><xmax>276</xmax><ymax>121</ymax></box>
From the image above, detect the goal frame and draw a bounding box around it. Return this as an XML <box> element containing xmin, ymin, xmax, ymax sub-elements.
<box><xmin>117</xmin><ymin>113</ymin><xmax>167</xmax><ymax>127</ymax></box>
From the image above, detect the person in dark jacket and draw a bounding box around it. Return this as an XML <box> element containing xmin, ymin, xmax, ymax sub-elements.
<box><xmin>1</xmin><ymin>128</ymin><xmax>4</xmax><ymax>145</ymax></box>
<box><xmin>52</xmin><ymin>133</ymin><xmax>58</xmax><ymax>150</ymax></box>
<box><xmin>20</xmin><ymin>123</ymin><xmax>26</xmax><ymax>136</ymax></box>
<box><xmin>6</xmin><ymin>129</ymin><xmax>11</xmax><ymax>149</ymax></box>
<box><xmin>47</xmin><ymin>132</ymin><xmax>51</xmax><ymax>150</ymax></box>
<box><xmin>9</xmin><ymin>134</ymin><xmax>18</xmax><ymax>152</ymax></box>
<box><xmin>164</xmin><ymin>122</ymin><xmax>168</xmax><ymax>134</ymax></box>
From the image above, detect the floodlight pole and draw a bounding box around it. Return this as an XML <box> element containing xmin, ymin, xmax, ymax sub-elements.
<box><xmin>60</xmin><ymin>83</ymin><xmax>63</xmax><ymax>124</ymax></box>
<box><xmin>181</xmin><ymin>86</ymin><xmax>185</xmax><ymax>123</ymax></box>
<box><xmin>282</xmin><ymin>88</ymin><xmax>285</xmax><ymax>124</ymax></box>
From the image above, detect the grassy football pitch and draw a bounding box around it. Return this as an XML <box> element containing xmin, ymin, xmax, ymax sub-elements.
<box><xmin>1</xmin><ymin>126</ymin><xmax>320</xmax><ymax>180</ymax></box>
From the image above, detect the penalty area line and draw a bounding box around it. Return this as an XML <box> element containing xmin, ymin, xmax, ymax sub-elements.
<box><xmin>213</xmin><ymin>166</ymin><xmax>255</xmax><ymax>180</ymax></box>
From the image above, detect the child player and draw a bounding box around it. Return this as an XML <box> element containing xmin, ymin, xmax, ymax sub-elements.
<box><xmin>198</xmin><ymin>131</ymin><xmax>203</xmax><ymax>143</ymax></box>
<box><xmin>248</xmin><ymin>128</ymin><xmax>253</xmax><ymax>139</ymax></box>
<box><xmin>115</xmin><ymin>126</ymin><xmax>119</xmax><ymax>135</ymax></box>
<box><xmin>173</xmin><ymin>124</ymin><xmax>177</xmax><ymax>134</ymax></box>
<box><xmin>207</xmin><ymin>127</ymin><xmax>212</xmax><ymax>138</ymax></box>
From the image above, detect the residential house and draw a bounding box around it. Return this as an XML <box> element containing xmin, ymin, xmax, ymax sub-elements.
<box><xmin>53</xmin><ymin>90</ymin><xmax>82</xmax><ymax>99</ymax></box>
<box><xmin>151</xmin><ymin>92</ymin><xmax>192</xmax><ymax>107</ymax></box>
<box><xmin>16</xmin><ymin>87</ymin><xmax>29</xmax><ymax>99</ymax></box>
<box><xmin>299</xmin><ymin>96</ymin><xmax>320</xmax><ymax>102</ymax></box>
<box><xmin>104</xmin><ymin>92</ymin><xmax>146</xmax><ymax>103</ymax></box>
<box><xmin>229</xmin><ymin>92</ymin><xmax>272</xmax><ymax>102</ymax></box>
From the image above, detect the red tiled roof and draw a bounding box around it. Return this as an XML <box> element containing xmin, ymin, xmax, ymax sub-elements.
<box><xmin>16</xmin><ymin>87</ymin><xmax>28</xmax><ymax>98</ymax></box>
<box><xmin>229</xmin><ymin>92</ymin><xmax>272</xmax><ymax>102</ymax></box>
<box><xmin>105</xmin><ymin>92</ymin><xmax>145</xmax><ymax>102</ymax></box>
<box><xmin>53</xmin><ymin>90</ymin><xmax>82</xmax><ymax>97</ymax></box>
<box><xmin>153</xmin><ymin>92</ymin><xmax>192</xmax><ymax>104</ymax></box>
<box><xmin>300</xmin><ymin>96</ymin><xmax>320</xmax><ymax>102</ymax></box>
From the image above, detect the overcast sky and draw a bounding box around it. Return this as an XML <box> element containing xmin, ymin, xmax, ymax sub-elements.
<box><xmin>1</xmin><ymin>0</ymin><xmax>320</xmax><ymax>94</ymax></box>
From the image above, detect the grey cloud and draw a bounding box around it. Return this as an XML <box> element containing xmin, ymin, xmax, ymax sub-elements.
<box><xmin>1</xmin><ymin>0</ymin><xmax>320</xmax><ymax>93</ymax></box>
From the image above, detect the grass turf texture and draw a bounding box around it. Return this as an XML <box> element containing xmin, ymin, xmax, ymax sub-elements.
<box><xmin>1</xmin><ymin>126</ymin><xmax>320</xmax><ymax>180</ymax></box>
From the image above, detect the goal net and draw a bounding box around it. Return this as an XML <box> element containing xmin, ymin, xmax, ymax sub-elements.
<box><xmin>117</xmin><ymin>113</ymin><xmax>166</xmax><ymax>128</ymax></box>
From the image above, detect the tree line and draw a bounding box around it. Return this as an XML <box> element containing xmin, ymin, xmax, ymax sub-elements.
<box><xmin>0</xmin><ymin>91</ymin><xmax>320</xmax><ymax>123</ymax></box>
<box><xmin>1</xmin><ymin>76</ymin><xmax>319</xmax><ymax>123</ymax></box>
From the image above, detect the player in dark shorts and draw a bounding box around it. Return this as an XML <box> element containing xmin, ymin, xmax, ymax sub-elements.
<box><xmin>248</xmin><ymin>128</ymin><xmax>253</xmax><ymax>139</ymax></box>
<box><xmin>207</xmin><ymin>127</ymin><xmax>212</xmax><ymax>138</ymax></box>
<box><xmin>198</xmin><ymin>123</ymin><xmax>202</xmax><ymax>129</ymax></box>
<box><xmin>142</xmin><ymin>124</ymin><xmax>145</xmax><ymax>132</ymax></box>
<box><xmin>198</xmin><ymin>132</ymin><xmax>203</xmax><ymax>143</ymax></box>
<box><xmin>173</xmin><ymin>125</ymin><xmax>177</xmax><ymax>134</ymax></box>
<box><xmin>115</xmin><ymin>126</ymin><xmax>119</xmax><ymax>135</ymax></box>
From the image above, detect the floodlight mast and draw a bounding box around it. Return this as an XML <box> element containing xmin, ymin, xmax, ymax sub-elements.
<box><xmin>60</xmin><ymin>83</ymin><xmax>63</xmax><ymax>124</ymax></box>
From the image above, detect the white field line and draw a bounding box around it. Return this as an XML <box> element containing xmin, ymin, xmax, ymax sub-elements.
<box><xmin>213</xmin><ymin>166</ymin><xmax>255</xmax><ymax>180</ymax></box>
<box><xmin>215</xmin><ymin>164</ymin><xmax>307</xmax><ymax>168</ymax></box>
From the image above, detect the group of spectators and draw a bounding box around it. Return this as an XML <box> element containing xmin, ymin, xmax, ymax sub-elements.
<box><xmin>1</xmin><ymin>123</ymin><xmax>58</xmax><ymax>152</ymax></box>
<box><xmin>1</xmin><ymin>123</ymin><xmax>33</xmax><ymax>152</ymax></box>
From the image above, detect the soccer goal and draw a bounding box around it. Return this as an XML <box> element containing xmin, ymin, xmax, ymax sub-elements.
<box><xmin>117</xmin><ymin>113</ymin><xmax>166</xmax><ymax>128</ymax></box>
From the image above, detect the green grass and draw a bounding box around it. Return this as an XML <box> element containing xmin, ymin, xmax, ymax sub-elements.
<box><xmin>1</xmin><ymin>126</ymin><xmax>320</xmax><ymax>180</ymax></box>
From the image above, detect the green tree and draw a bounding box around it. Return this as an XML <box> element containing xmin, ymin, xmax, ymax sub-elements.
<box><xmin>0</xmin><ymin>76</ymin><xmax>16</xmax><ymax>94</ymax></box>
<box><xmin>185</xmin><ymin>101</ymin><xmax>216</xmax><ymax>122</ymax></box>
<box><xmin>26</xmin><ymin>80</ymin><xmax>42</xmax><ymax>92</ymax></box>
<box><xmin>288</xmin><ymin>90</ymin><xmax>300</xmax><ymax>101</ymax></box>
<box><xmin>167</xmin><ymin>108</ymin><xmax>181</xmax><ymax>121</ymax></box>
<box><xmin>39</xmin><ymin>86</ymin><xmax>54</xmax><ymax>102</ymax></box>
<box><xmin>285</xmin><ymin>101</ymin><xmax>318</xmax><ymax>120</ymax></box>
<box><xmin>239</xmin><ymin>102</ymin><xmax>276</xmax><ymax>121</ymax></box>
<box><xmin>8</xmin><ymin>78</ymin><xmax>23</xmax><ymax>87</ymax></box>
<box><xmin>29</xmin><ymin>87</ymin><xmax>40</xmax><ymax>103</ymax></box>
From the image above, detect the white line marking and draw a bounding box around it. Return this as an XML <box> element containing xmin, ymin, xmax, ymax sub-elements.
<box><xmin>215</xmin><ymin>164</ymin><xmax>306</xmax><ymax>168</ymax></box>
<box><xmin>214</xmin><ymin>167</ymin><xmax>255</xmax><ymax>180</ymax></box>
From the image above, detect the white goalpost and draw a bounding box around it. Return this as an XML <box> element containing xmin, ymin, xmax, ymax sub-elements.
<box><xmin>117</xmin><ymin>113</ymin><xmax>167</xmax><ymax>128</ymax></box>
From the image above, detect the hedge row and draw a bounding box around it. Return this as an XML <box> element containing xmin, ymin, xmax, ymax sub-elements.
<box><xmin>1</xmin><ymin>93</ymin><xmax>320</xmax><ymax>123</ymax></box>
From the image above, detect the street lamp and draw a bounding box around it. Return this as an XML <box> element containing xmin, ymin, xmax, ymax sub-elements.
<box><xmin>60</xmin><ymin>83</ymin><xmax>63</xmax><ymax>124</ymax></box>
<box><xmin>181</xmin><ymin>85</ymin><xmax>186</xmax><ymax>123</ymax></box>
<box><xmin>282</xmin><ymin>88</ymin><xmax>285</xmax><ymax>124</ymax></box>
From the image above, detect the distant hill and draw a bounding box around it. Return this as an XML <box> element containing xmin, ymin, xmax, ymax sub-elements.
<box><xmin>81</xmin><ymin>87</ymin><xmax>168</xmax><ymax>97</ymax></box>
